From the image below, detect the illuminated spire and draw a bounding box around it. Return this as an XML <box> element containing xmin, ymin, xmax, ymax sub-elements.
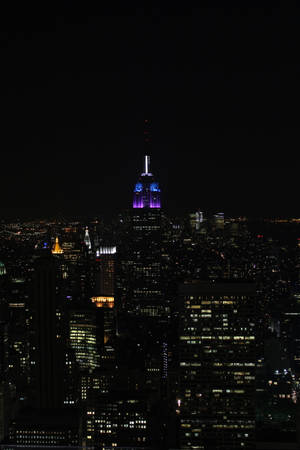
<box><xmin>84</xmin><ymin>227</ymin><xmax>92</xmax><ymax>250</ymax></box>
<box><xmin>145</xmin><ymin>155</ymin><xmax>150</xmax><ymax>175</ymax></box>
<box><xmin>133</xmin><ymin>120</ymin><xmax>161</xmax><ymax>208</ymax></box>
<box><xmin>52</xmin><ymin>237</ymin><xmax>64</xmax><ymax>254</ymax></box>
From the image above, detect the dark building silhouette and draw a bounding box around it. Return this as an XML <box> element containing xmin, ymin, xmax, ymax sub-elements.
<box><xmin>0</xmin><ymin>262</ymin><xmax>8</xmax><ymax>381</ymax></box>
<box><xmin>95</xmin><ymin>245</ymin><xmax>116</xmax><ymax>298</ymax></box>
<box><xmin>32</xmin><ymin>252</ymin><xmax>64</xmax><ymax>409</ymax></box>
<box><xmin>92</xmin><ymin>245</ymin><xmax>116</xmax><ymax>346</ymax></box>
<box><xmin>9</xmin><ymin>408</ymin><xmax>81</xmax><ymax>447</ymax></box>
<box><xmin>178</xmin><ymin>280</ymin><xmax>256</xmax><ymax>449</ymax></box>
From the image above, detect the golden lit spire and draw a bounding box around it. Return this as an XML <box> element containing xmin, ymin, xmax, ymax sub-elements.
<box><xmin>52</xmin><ymin>236</ymin><xmax>64</xmax><ymax>254</ymax></box>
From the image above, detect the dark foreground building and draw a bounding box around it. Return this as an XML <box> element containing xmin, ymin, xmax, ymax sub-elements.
<box><xmin>31</xmin><ymin>253</ymin><xmax>65</xmax><ymax>409</ymax></box>
<box><xmin>8</xmin><ymin>408</ymin><xmax>81</xmax><ymax>447</ymax></box>
<box><xmin>178</xmin><ymin>280</ymin><xmax>256</xmax><ymax>449</ymax></box>
<box><xmin>7</xmin><ymin>251</ymin><xmax>82</xmax><ymax>447</ymax></box>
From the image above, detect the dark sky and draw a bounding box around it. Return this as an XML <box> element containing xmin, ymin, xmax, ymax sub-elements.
<box><xmin>0</xmin><ymin>6</ymin><xmax>298</xmax><ymax>218</ymax></box>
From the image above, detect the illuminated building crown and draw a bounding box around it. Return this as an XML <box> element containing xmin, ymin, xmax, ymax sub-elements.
<box><xmin>84</xmin><ymin>227</ymin><xmax>92</xmax><ymax>250</ymax></box>
<box><xmin>133</xmin><ymin>155</ymin><xmax>161</xmax><ymax>209</ymax></box>
<box><xmin>52</xmin><ymin>237</ymin><xmax>64</xmax><ymax>254</ymax></box>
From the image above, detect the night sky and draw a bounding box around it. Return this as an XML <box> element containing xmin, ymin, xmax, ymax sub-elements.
<box><xmin>0</xmin><ymin>7</ymin><xmax>298</xmax><ymax>218</ymax></box>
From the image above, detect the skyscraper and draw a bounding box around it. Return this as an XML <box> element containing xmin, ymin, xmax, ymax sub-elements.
<box><xmin>130</xmin><ymin>154</ymin><xmax>163</xmax><ymax>317</ymax></box>
<box><xmin>178</xmin><ymin>280</ymin><xmax>256</xmax><ymax>449</ymax></box>
<box><xmin>69</xmin><ymin>306</ymin><xmax>100</xmax><ymax>372</ymax></box>
<box><xmin>117</xmin><ymin>120</ymin><xmax>165</xmax><ymax>319</ymax></box>
<box><xmin>92</xmin><ymin>245</ymin><xmax>116</xmax><ymax>346</ymax></box>
<box><xmin>32</xmin><ymin>252</ymin><xmax>64</xmax><ymax>409</ymax></box>
<box><xmin>133</xmin><ymin>155</ymin><xmax>161</xmax><ymax>209</ymax></box>
<box><xmin>133</xmin><ymin>119</ymin><xmax>161</xmax><ymax>210</ymax></box>
<box><xmin>95</xmin><ymin>246</ymin><xmax>116</xmax><ymax>298</ymax></box>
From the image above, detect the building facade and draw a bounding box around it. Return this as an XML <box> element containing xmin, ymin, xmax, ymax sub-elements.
<box><xmin>130</xmin><ymin>155</ymin><xmax>163</xmax><ymax>318</ymax></box>
<box><xmin>178</xmin><ymin>281</ymin><xmax>256</xmax><ymax>449</ymax></box>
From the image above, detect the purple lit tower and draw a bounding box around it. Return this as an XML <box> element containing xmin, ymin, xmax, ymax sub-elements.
<box><xmin>133</xmin><ymin>155</ymin><xmax>161</xmax><ymax>209</ymax></box>
<box><xmin>126</xmin><ymin>123</ymin><xmax>164</xmax><ymax>319</ymax></box>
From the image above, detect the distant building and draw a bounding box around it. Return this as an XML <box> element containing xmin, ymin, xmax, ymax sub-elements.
<box><xmin>214</xmin><ymin>212</ymin><xmax>225</xmax><ymax>230</ymax></box>
<box><xmin>52</xmin><ymin>236</ymin><xmax>64</xmax><ymax>254</ymax></box>
<box><xmin>7</xmin><ymin>277</ymin><xmax>30</xmax><ymax>398</ymax></box>
<box><xmin>0</xmin><ymin>262</ymin><xmax>6</xmax><ymax>277</ymax></box>
<box><xmin>190</xmin><ymin>211</ymin><xmax>204</xmax><ymax>230</ymax></box>
<box><xmin>84</xmin><ymin>227</ymin><xmax>92</xmax><ymax>251</ymax></box>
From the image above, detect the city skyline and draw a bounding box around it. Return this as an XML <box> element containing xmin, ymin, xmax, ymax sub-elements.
<box><xmin>1</xmin><ymin>157</ymin><xmax>300</xmax><ymax>447</ymax></box>
<box><xmin>1</xmin><ymin>7</ymin><xmax>300</xmax><ymax>450</ymax></box>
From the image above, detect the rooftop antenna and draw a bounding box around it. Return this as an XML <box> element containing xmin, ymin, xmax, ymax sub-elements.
<box><xmin>145</xmin><ymin>155</ymin><xmax>150</xmax><ymax>174</ymax></box>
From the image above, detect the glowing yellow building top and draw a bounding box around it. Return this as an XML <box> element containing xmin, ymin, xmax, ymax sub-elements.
<box><xmin>52</xmin><ymin>237</ymin><xmax>64</xmax><ymax>254</ymax></box>
<box><xmin>91</xmin><ymin>296</ymin><xmax>114</xmax><ymax>308</ymax></box>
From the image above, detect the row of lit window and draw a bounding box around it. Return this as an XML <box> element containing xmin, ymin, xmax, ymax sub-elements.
<box><xmin>16</xmin><ymin>431</ymin><xmax>65</xmax><ymax>435</ymax></box>
<box><xmin>180</xmin><ymin>335</ymin><xmax>254</xmax><ymax>340</ymax></box>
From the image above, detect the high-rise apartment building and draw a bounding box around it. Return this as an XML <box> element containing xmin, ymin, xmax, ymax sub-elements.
<box><xmin>178</xmin><ymin>281</ymin><xmax>256</xmax><ymax>449</ymax></box>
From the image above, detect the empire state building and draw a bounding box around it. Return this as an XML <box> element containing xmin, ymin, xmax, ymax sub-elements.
<box><xmin>133</xmin><ymin>155</ymin><xmax>161</xmax><ymax>209</ymax></box>
<box><xmin>130</xmin><ymin>153</ymin><xmax>163</xmax><ymax>318</ymax></box>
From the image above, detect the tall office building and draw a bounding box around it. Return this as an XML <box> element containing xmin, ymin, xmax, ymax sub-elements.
<box><xmin>7</xmin><ymin>277</ymin><xmax>31</xmax><ymax>397</ymax></box>
<box><xmin>91</xmin><ymin>245</ymin><xmax>116</xmax><ymax>346</ymax></box>
<box><xmin>117</xmin><ymin>121</ymin><xmax>164</xmax><ymax>319</ymax></box>
<box><xmin>32</xmin><ymin>252</ymin><xmax>64</xmax><ymax>409</ymax></box>
<box><xmin>95</xmin><ymin>246</ymin><xmax>116</xmax><ymax>298</ymax></box>
<box><xmin>0</xmin><ymin>272</ymin><xmax>8</xmax><ymax>381</ymax></box>
<box><xmin>190</xmin><ymin>211</ymin><xmax>204</xmax><ymax>231</ymax></box>
<box><xmin>133</xmin><ymin>155</ymin><xmax>161</xmax><ymax>209</ymax></box>
<box><xmin>84</xmin><ymin>390</ymin><xmax>149</xmax><ymax>448</ymax></box>
<box><xmin>69</xmin><ymin>306</ymin><xmax>100</xmax><ymax>372</ymax></box>
<box><xmin>130</xmin><ymin>153</ymin><xmax>163</xmax><ymax>317</ymax></box>
<box><xmin>178</xmin><ymin>281</ymin><xmax>256</xmax><ymax>449</ymax></box>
